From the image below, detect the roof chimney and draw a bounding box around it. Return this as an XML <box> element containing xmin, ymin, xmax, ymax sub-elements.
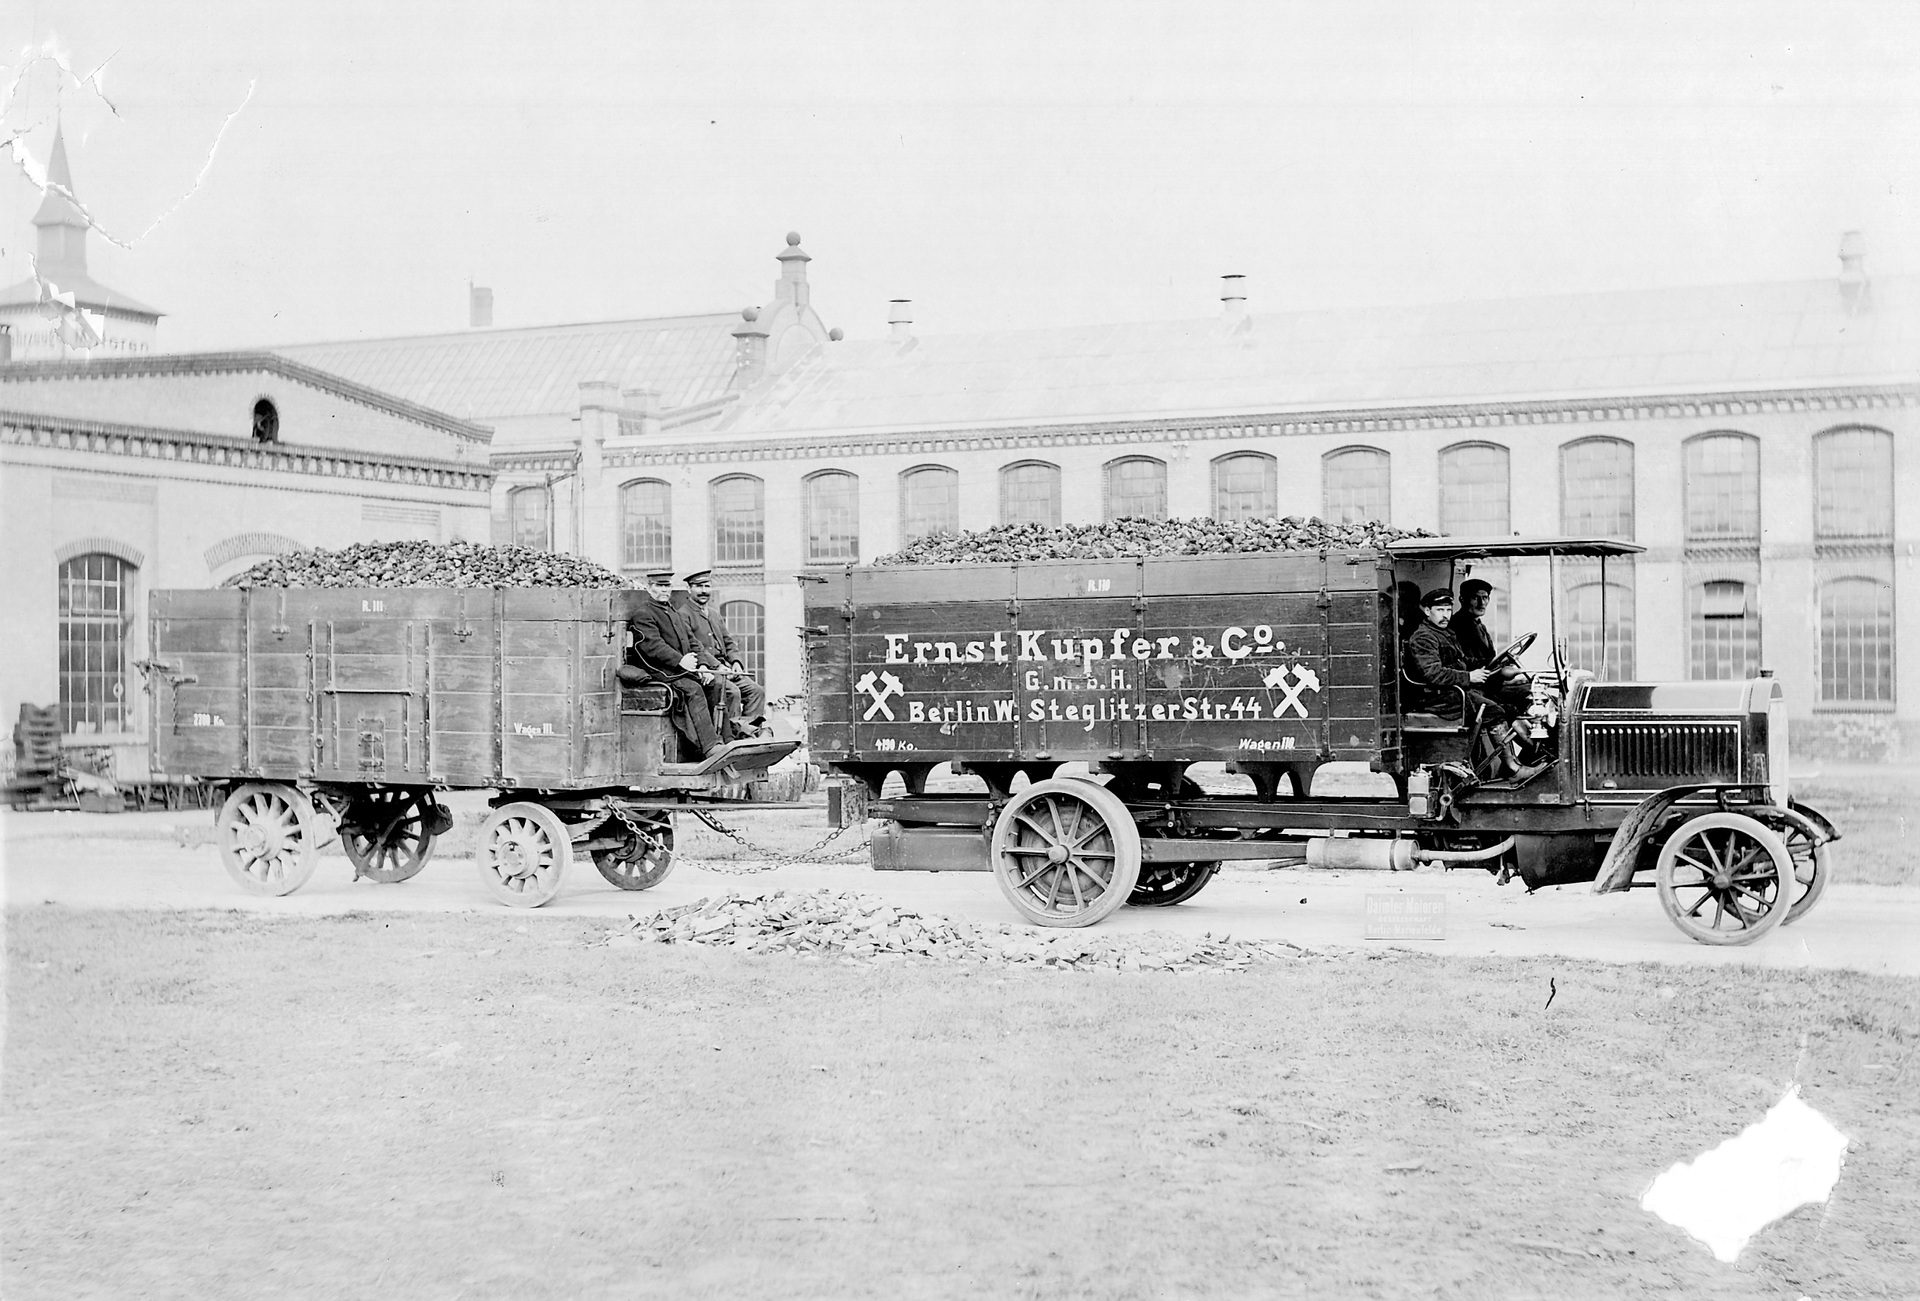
<box><xmin>775</xmin><ymin>231</ymin><xmax>812</xmax><ymax>309</ymax></box>
<box><xmin>1838</xmin><ymin>231</ymin><xmax>1871</xmax><ymax>315</ymax></box>
<box><xmin>1221</xmin><ymin>274</ymin><xmax>1247</xmax><ymax>320</ymax></box>
<box><xmin>888</xmin><ymin>299</ymin><xmax>913</xmax><ymax>340</ymax></box>
<box><xmin>469</xmin><ymin>285</ymin><xmax>493</xmax><ymax>328</ymax></box>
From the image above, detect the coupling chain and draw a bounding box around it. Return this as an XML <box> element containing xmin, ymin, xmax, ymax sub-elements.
<box><xmin>683</xmin><ymin>808</ymin><xmax>869</xmax><ymax>875</ymax></box>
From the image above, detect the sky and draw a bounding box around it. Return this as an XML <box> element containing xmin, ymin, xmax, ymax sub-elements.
<box><xmin>3</xmin><ymin>1</ymin><xmax>1917</xmax><ymax>352</ymax></box>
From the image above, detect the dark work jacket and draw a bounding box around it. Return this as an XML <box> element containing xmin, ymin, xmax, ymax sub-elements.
<box><xmin>628</xmin><ymin>597</ymin><xmax>718</xmax><ymax>679</ymax></box>
<box><xmin>671</xmin><ymin>593</ymin><xmax>739</xmax><ymax>665</ymax></box>
<box><xmin>1452</xmin><ymin>610</ymin><xmax>1497</xmax><ymax>669</ymax></box>
<box><xmin>1405</xmin><ymin>620</ymin><xmax>1473</xmax><ymax>714</ymax></box>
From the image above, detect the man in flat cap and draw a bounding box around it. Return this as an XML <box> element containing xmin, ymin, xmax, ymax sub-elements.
<box><xmin>1405</xmin><ymin>588</ymin><xmax>1545</xmax><ymax>783</ymax></box>
<box><xmin>625</xmin><ymin>570</ymin><xmax>727</xmax><ymax>759</ymax></box>
<box><xmin>1454</xmin><ymin>576</ymin><xmax>1533</xmax><ymax>716</ymax></box>
<box><xmin>672</xmin><ymin>570</ymin><xmax>768</xmax><ymax>739</ymax></box>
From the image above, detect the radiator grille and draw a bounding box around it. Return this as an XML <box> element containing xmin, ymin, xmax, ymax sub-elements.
<box><xmin>1582</xmin><ymin>720</ymin><xmax>1742</xmax><ymax>794</ymax></box>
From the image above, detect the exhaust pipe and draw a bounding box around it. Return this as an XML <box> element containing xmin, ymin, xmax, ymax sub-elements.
<box><xmin>1304</xmin><ymin>836</ymin><xmax>1514</xmax><ymax>871</ymax></box>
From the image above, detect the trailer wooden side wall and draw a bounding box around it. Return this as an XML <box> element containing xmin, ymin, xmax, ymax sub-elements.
<box><xmin>149</xmin><ymin>588</ymin><xmax>631</xmax><ymax>789</ymax></box>
<box><xmin>804</xmin><ymin>552</ymin><xmax>1395</xmax><ymax>768</ymax></box>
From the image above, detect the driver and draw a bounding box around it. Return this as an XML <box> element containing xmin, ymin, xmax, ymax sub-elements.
<box><xmin>1454</xmin><ymin>578</ymin><xmax>1533</xmax><ymax>716</ymax></box>
<box><xmin>1405</xmin><ymin>588</ymin><xmax>1547</xmax><ymax>783</ymax></box>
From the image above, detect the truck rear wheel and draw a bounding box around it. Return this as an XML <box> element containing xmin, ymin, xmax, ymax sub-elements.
<box><xmin>1655</xmin><ymin>812</ymin><xmax>1792</xmax><ymax>946</ymax></box>
<box><xmin>478</xmin><ymin>802</ymin><xmax>572</xmax><ymax>908</ymax></box>
<box><xmin>217</xmin><ymin>782</ymin><xmax>322</xmax><ymax>896</ymax></box>
<box><xmin>990</xmin><ymin>778</ymin><xmax>1141</xmax><ymax>928</ymax></box>
<box><xmin>1128</xmin><ymin>863</ymin><xmax>1218</xmax><ymax>907</ymax></box>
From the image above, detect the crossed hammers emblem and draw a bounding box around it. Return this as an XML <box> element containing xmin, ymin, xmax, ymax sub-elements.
<box><xmin>1262</xmin><ymin>663</ymin><xmax>1321</xmax><ymax>718</ymax></box>
<box><xmin>855</xmin><ymin>670</ymin><xmax>906</xmax><ymax>720</ymax></box>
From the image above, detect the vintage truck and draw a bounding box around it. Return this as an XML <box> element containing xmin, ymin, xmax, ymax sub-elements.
<box><xmin>145</xmin><ymin>587</ymin><xmax>796</xmax><ymax>907</ymax></box>
<box><xmin>803</xmin><ymin>536</ymin><xmax>1835</xmax><ymax>945</ymax></box>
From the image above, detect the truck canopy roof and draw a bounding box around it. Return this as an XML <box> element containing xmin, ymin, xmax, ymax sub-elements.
<box><xmin>1385</xmin><ymin>535</ymin><xmax>1644</xmax><ymax>560</ymax></box>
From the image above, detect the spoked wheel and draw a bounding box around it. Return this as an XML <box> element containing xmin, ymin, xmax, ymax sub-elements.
<box><xmin>990</xmin><ymin>778</ymin><xmax>1141</xmax><ymax>928</ymax></box>
<box><xmin>217</xmin><ymin>782</ymin><xmax>322</xmax><ymax>896</ymax></box>
<box><xmin>340</xmin><ymin>789</ymin><xmax>438</xmax><ymax>883</ymax></box>
<box><xmin>593</xmin><ymin>813</ymin><xmax>676</xmax><ymax>891</ymax></box>
<box><xmin>1128</xmin><ymin>862</ymin><xmax>1218</xmax><ymax>907</ymax></box>
<box><xmin>477</xmin><ymin>802</ymin><xmax>573</xmax><ymax>908</ymax></box>
<box><xmin>1655</xmin><ymin>812</ymin><xmax>1793</xmax><ymax>946</ymax></box>
<box><xmin>1761</xmin><ymin>803</ymin><xmax>1833</xmax><ymax>925</ymax></box>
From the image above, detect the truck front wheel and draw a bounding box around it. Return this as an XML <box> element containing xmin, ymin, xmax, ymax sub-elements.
<box><xmin>990</xmin><ymin>778</ymin><xmax>1142</xmax><ymax>928</ymax></box>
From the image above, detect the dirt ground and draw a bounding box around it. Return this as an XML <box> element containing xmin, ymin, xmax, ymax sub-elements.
<box><xmin>4</xmin><ymin>907</ymin><xmax>1915</xmax><ymax>1300</ymax></box>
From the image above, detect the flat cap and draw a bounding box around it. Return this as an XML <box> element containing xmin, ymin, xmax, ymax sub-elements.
<box><xmin>681</xmin><ymin>569</ymin><xmax>714</xmax><ymax>584</ymax></box>
<box><xmin>643</xmin><ymin>570</ymin><xmax>675</xmax><ymax>583</ymax></box>
<box><xmin>1459</xmin><ymin>578</ymin><xmax>1493</xmax><ymax>598</ymax></box>
<box><xmin>1421</xmin><ymin>588</ymin><xmax>1455</xmax><ymax>607</ymax></box>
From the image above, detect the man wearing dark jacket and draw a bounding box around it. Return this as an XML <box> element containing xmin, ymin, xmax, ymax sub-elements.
<box><xmin>1405</xmin><ymin>588</ymin><xmax>1544</xmax><ymax>782</ymax></box>
<box><xmin>672</xmin><ymin>570</ymin><xmax>768</xmax><ymax>738</ymax></box>
<box><xmin>1453</xmin><ymin>577</ymin><xmax>1532</xmax><ymax>714</ymax></box>
<box><xmin>626</xmin><ymin>571</ymin><xmax>726</xmax><ymax>759</ymax></box>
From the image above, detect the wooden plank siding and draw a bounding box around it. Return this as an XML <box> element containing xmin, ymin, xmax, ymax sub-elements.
<box><xmin>803</xmin><ymin>551</ymin><xmax>1395</xmax><ymax>767</ymax></box>
<box><xmin>150</xmin><ymin>588</ymin><xmax>626</xmax><ymax>789</ymax></box>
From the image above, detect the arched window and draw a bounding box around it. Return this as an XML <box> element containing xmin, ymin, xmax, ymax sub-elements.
<box><xmin>1561</xmin><ymin>569</ymin><xmax>1635</xmax><ymax>680</ymax></box>
<box><xmin>251</xmin><ymin>398</ymin><xmax>279</xmax><ymax>443</ymax></box>
<box><xmin>899</xmin><ymin>465</ymin><xmax>958</xmax><ymax>542</ymax></box>
<box><xmin>1815</xmin><ymin>427</ymin><xmax>1893</xmax><ymax>539</ymax></box>
<box><xmin>1212</xmin><ymin>452</ymin><xmax>1276</xmax><ymax>522</ymax></box>
<box><xmin>1439</xmin><ymin>442</ymin><xmax>1509</xmax><ymax>536</ymax></box>
<box><xmin>710</xmin><ymin>475</ymin><xmax>764</xmax><ymax>566</ymax></box>
<box><xmin>507</xmin><ymin>485</ymin><xmax>549</xmax><ymax>552</ymax></box>
<box><xmin>1104</xmin><ymin>457</ymin><xmax>1167</xmax><ymax>522</ymax></box>
<box><xmin>1322</xmin><ymin>446</ymin><xmax>1390</xmax><ymax>525</ymax></box>
<box><xmin>720</xmin><ymin>600</ymin><xmax>766</xmax><ymax>683</ymax></box>
<box><xmin>618</xmin><ymin>479</ymin><xmax>672</xmax><ymax>572</ymax></box>
<box><xmin>804</xmin><ymin>470</ymin><xmax>860</xmax><ymax>563</ymax></box>
<box><xmin>59</xmin><ymin>553</ymin><xmax>136</xmax><ymax>734</ymax></box>
<box><xmin>1560</xmin><ymin>438</ymin><xmax>1634</xmax><ymax>539</ymax></box>
<box><xmin>1688</xmin><ymin>576</ymin><xmax>1760</xmax><ymax>681</ymax></box>
<box><xmin>1000</xmin><ymin>461</ymin><xmax>1061</xmax><ymax>528</ymax></box>
<box><xmin>1684</xmin><ymin>433</ymin><xmax>1760</xmax><ymax>543</ymax></box>
<box><xmin>1820</xmin><ymin>577</ymin><xmax>1894</xmax><ymax>703</ymax></box>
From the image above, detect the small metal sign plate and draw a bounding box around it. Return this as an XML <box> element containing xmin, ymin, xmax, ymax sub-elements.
<box><xmin>1365</xmin><ymin>892</ymin><xmax>1446</xmax><ymax>940</ymax></box>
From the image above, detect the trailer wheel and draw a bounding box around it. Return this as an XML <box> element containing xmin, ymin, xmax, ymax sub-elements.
<box><xmin>1655</xmin><ymin>812</ymin><xmax>1792</xmax><ymax>946</ymax></box>
<box><xmin>340</xmin><ymin>790</ymin><xmax>437</xmax><ymax>883</ymax></box>
<box><xmin>991</xmin><ymin>778</ymin><xmax>1141</xmax><ymax>928</ymax></box>
<box><xmin>1128</xmin><ymin>863</ymin><xmax>1218</xmax><ymax>907</ymax></box>
<box><xmin>478</xmin><ymin>802</ymin><xmax>572</xmax><ymax>908</ymax></box>
<box><xmin>593</xmin><ymin>813</ymin><xmax>676</xmax><ymax>891</ymax></box>
<box><xmin>217</xmin><ymin>782</ymin><xmax>322</xmax><ymax>896</ymax></box>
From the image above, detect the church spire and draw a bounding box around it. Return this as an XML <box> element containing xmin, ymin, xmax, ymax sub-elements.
<box><xmin>34</xmin><ymin>124</ymin><xmax>90</xmax><ymax>276</ymax></box>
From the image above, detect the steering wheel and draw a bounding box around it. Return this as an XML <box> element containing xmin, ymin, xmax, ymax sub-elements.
<box><xmin>1488</xmin><ymin>631</ymin><xmax>1537</xmax><ymax>670</ymax></box>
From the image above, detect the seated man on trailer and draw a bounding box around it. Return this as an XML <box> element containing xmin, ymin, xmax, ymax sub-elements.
<box><xmin>624</xmin><ymin>570</ymin><xmax>729</xmax><ymax>761</ymax></box>
<box><xmin>1404</xmin><ymin>588</ymin><xmax>1547</xmax><ymax>784</ymax></box>
<box><xmin>671</xmin><ymin>570</ymin><xmax>769</xmax><ymax>740</ymax></box>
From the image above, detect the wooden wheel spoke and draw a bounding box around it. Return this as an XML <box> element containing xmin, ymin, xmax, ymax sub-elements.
<box><xmin>1042</xmin><ymin>866</ymin><xmax>1064</xmax><ymax>910</ymax></box>
<box><xmin>1012</xmin><ymin>813</ymin><xmax>1057</xmax><ymax>847</ymax></box>
<box><xmin>1012</xmin><ymin>861</ymin><xmax>1054</xmax><ymax>890</ymax></box>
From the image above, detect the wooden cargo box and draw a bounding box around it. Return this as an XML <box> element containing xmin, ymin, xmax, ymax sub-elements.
<box><xmin>149</xmin><ymin>588</ymin><xmax>634</xmax><ymax>788</ymax></box>
<box><xmin>804</xmin><ymin>551</ymin><xmax>1394</xmax><ymax>768</ymax></box>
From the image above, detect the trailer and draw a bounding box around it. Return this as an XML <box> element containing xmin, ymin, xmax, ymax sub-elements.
<box><xmin>803</xmin><ymin>537</ymin><xmax>1836</xmax><ymax>945</ymax></box>
<box><xmin>146</xmin><ymin>586</ymin><xmax>797</xmax><ymax>907</ymax></box>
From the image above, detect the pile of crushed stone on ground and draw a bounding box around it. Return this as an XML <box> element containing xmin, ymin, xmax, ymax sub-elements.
<box><xmin>872</xmin><ymin>516</ymin><xmax>1434</xmax><ymax>566</ymax></box>
<box><xmin>599</xmin><ymin>888</ymin><xmax>1316</xmax><ymax>971</ymax></box>
<box><xmin>223</xmin><ymin>540</ymin><xmax>627</xmax><ymax>588</ymax></box>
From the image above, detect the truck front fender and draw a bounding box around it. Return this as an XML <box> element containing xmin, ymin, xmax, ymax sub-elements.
<box><xmin>1592</xmin><ymin>785</ymin><xmax>1721</xmax><ymax>893</ymax></box>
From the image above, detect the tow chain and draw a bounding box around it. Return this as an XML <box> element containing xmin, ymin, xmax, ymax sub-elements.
<box><xmin>681</xmin><ymin>808</ymin><xmax>870</xmax><ymax>875</ymax></box>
